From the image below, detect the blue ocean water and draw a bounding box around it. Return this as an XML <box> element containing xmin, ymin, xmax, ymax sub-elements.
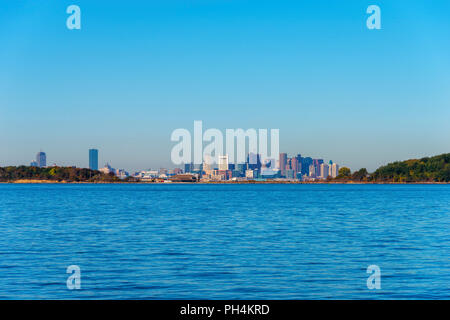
<box><xmin>0</xmin><ymin>184</ymin><xmax>449</xmax><ymax>300</ymax></box>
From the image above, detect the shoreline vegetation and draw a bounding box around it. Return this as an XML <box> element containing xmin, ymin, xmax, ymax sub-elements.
<box><xmin>1</xmin><ymin>153</ymin><xmax>449</xmax><ymax>184</ymax></box>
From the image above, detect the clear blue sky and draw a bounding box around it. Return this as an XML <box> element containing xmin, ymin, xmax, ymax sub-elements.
<box><xmin>1</xmin><ymin>0</ymin><xmax>449</xmax><ymax>172</ymax></box>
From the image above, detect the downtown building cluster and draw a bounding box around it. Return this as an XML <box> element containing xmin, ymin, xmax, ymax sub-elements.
<box><xmin>180</xmin><ymin>153</ymin><xmax>340</xmax><ymax>182</ymax></box>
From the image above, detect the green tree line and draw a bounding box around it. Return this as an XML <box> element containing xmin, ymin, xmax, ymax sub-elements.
<box><xmin>334</xmin><ymin>153</ymin><xmax>450</xmax><ymax>182</ymax></box>
<box><xmin>0</xmin><ymin>166</ymin><xmax>137</xmax><ymax>182</ymax></box>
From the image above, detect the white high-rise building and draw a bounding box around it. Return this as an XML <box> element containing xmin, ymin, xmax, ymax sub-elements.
<box><xmin>331</xmin><ymin>163</ymin><xmax>340</xmax><ymax>178</ymax></box>
<box><xmin>218</xmin><ymin>155</ymin><xmax>229</xmax><ymax>171</ymax></box>
<box><xmin>320</xmin><ymin>163</ymin><xmax>329</xmax><ymax>179</ymax></box>
<box><xmin>203</xmin><ymin>154</ymin><xmax>213</xmax><ymax>173</ymax></box>
<box><xmin>309</xmin><ymin>164</ymin><xmax>316</xmax><ymax>177</ymax></box>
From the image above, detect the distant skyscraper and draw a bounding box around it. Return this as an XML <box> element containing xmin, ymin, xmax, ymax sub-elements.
<box><xmin>295</xmin><ymin>154</ymin><xmax>303</xmax><ymax>174</ymax></box>
<box><xmin>291</xmin><ymin>157</ymin><xmax>299</xmax><ymax>174</ymax></box>
<box><xmin>331</xmin><ymin>163</ymin><xmax>340</xmax><ymax>178</ymax></box>
<box><xmin>184</xmin><ymin>163</ymin><xmax>193</xmax><ymax>173</ymax></box>
<box><xmin>30</xmin><ymin>161</ymin><xmax>38</xmax><ymax>167</ymax></box>
<box><xmin>236</xmin><ymin>163</ymin><xmax>246</xmax><ymax>175</ymax></box>
<box><xmin>246</xmin><ymin>152</ymin><xmax>261</xmax><ymax>170</ymax></box>
<box><xmin>36</xmin><ymin>152</ymin><xmax>46</xmax><ymax>168</ymax></box>
<box><xmin>218</xmin><ymin>155</ymin><xmax>229</xmax><ymax>171</ymax></box>
<box><xmin>89</xmin><ymin>149</ymin><xmax>99</xmax><ymax>170</ymax></box>
<box><xmin>203</xmin><ymin>154</ymin><xmax>213</xmax><ymax>173</ymax></box>
<box><xmin>286</xmin><ymin>158</ymin><xmax>292</xmax><ymax>171</ymax></box>
<box><xmin>279</xmin><ymin>153</ymin><xmax>287</xmax><ymax>177</ymax></box>
<box><xmin>309</xmin><ymin>164</ymin><xmax>316</xmax><ymax>177</ymax></box>
<box><xmin>320</xmin><ymin>163</ymin><xmax>329</xmax><ymax>179</ymax></box>
<box><xmin>302</xmin><ymin>157</ymin><xmax>313</xmax><ymax>175</ymax></box>
<box><xmin>312</xmin><ymin>159</ymin><xmax>324</xmax><ymax>177</ymax></box>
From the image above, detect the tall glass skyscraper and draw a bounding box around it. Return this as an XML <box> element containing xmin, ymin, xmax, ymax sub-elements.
<box><xmin>279</xmin><ymin>153</ymin><xmax>287</xmax><ymax>177</ymax></box>
<box><xmin>89</xmin><ymin>149</ymin><xmax>99</xmax><ymax>170</ymax></box>
<box><xmin>301</xmin><ymin>157</ymin><xmax>313</xmax><ymax>175</ymax></box>
<box><xmin>36</xmin><ymin>152</ymin><xmax>46</xmax><ymax>168</ymax></box>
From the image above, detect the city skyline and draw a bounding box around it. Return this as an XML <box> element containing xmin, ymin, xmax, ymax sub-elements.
<box><xmin>3</xmin><ymin>146</ymin><xmax>446</xmax><ymax>177</ymax></box>
<box><xmin>19</xmin><ymin>147</ymin><xmax>343</xmax><ymax>179</ymax></box>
